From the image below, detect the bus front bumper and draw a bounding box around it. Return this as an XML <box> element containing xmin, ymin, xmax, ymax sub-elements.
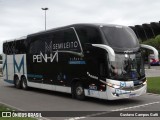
<box><xmin>106</xmin><ymin>84</ymin><xmax>147</xmax><ymax>100</ymax></box>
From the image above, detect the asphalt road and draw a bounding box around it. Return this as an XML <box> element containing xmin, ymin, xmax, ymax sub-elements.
<box><xmin>0</xmin><ymin>75</ymin><xmax>160</xmax><ymax>120</ymax></box>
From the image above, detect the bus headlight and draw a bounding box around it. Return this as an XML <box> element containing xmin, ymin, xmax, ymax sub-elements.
<box><xmin>113</xmin><ymin>84</ymin><xmax>120</xmax><ymax>89</ymax></box>
<box><xmin>143</xmin><ymin>79</ymin><xmax>147</xmax><ymax>85</ymax></box>
<box><xmin>99</xmin><ymin>80</ymin><xmax>120</xmax><ymax>89</ymax></box>
<box><xmin>106</xmin><ymin>82</ymin><xmax>120</xmax><ymax>89</ymax></box>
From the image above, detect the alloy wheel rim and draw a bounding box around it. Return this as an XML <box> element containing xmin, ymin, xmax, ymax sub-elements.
<box><xmin>76</xmin><ymin>86</ymin><xmax>83</xmax><ymax>95</ymax></box>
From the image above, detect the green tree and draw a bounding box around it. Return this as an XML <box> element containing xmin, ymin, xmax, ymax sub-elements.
<box><xmin>142</xmin><ymin>35</ymin><xmax>160</xmax><ymax>51</ymax></box>
<box><xmin>142</xmin><ymin>35</ymin><xmax>160</xmax><ymax>59</ymax></box>
<box><xmin>155</xmin><ymin>35</ymin><xmax>160</xmax><ymax>50</ymax></box>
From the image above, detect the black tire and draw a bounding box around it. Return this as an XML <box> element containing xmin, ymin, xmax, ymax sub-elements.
<box><xmin>74</xmin><ymin>82</ymin><xmax>85</xmax><ymax>100</ymax></box>
<box><xmin>14</xmin><ymin>76</ymin><xmax>21</xmax><ymax>89</ymax></box>
<box><xmin>21</xmin><ymin>77</ymin><xmax>28</xmax><ymax>90</ymax></box>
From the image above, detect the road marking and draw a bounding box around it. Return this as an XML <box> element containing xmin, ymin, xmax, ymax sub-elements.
<box><xmin>111</xmin><ymin>101</ymin><xmax>160</xmax><ymax>111</ymax></box>
<box><xmin>65</xmin><ymin>101</ymin><xmax>160</xmax><ymax>120</ymax></box>
<box><xmin>0</xmin><ymin>101</ymin><xmax>51</xmax><ymax>120</ymax></box>
<box><xmin>0</xmin><ymin>101</ymin><xmax>24</xmax><ymax>111</ymax></box>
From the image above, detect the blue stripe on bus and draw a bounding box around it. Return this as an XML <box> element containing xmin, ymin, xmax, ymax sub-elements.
<box><xmin>4</xmin><ymin>79</ymin><xmax>14</xmax><ymax>84</ymax></box>
<box><xmin>68</xmin><ymin>61</ymin><xmax>86</xmax><ymax>64</ymax></box>
<box><xmin>27</xmin><ymin>74</ymin><xmax>43</xmax><ymax>78</ymax></box>
<box><xmin>13</xmin><ymin>55</ymin><xmax>24</xmax><ymax>74</ymax></box>
<box><xmin>3</xmin><ymin>55</ymin><xmax>8</xmax><ymax>80</ymax></box>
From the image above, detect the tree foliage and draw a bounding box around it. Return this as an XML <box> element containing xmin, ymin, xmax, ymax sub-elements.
<box><xmin>142</xmin><ymin>35</ymin><xmax>160</xmax><ymax>52</ymax></box>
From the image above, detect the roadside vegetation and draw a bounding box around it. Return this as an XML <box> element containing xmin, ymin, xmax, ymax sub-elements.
<box><xmin>0</xmin><ymin>104</ymin><xmax>14</xmax><ymax>111</ymax></box>
<box><xmin>142</xmin><ymin>35</ymin><xmax>160</xmax><ymax>57</ymax></box>
<box><xmin>0</xmin><ymin>104</ymin><xmax>36</xmax><ymax>120</ymax></box>
<box><xmin>147</xmin><ymin>77</ymin><xmax>160</xmax><ymax>94</ymax></box>
<box><xmin>142</xmin><ymin>35</ymin><xmax>160</xmax><ymax>51</ymax></box>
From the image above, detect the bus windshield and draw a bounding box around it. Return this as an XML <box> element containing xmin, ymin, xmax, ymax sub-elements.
<box><xmin>109</xmin><ymin>53</ymin><xmax>145</xmax><ymax>81</ymax></box>
<box><xmin>101</xmin><ymin>26</ymin><xmax>139</xmax><ymax>50</ymax></box>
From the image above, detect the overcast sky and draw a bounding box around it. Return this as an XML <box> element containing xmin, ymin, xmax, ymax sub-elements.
<box><xmin>0</xmin><ymin>0</ymin><xmax>160</xmax><ymax>53</ymax></box>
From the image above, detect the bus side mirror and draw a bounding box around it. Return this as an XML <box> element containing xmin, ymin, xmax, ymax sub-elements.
<box><xmin>140</xmin><ymin>44</ymin><xmax>159</xmax><ymax>60</ymax></box>
<box><xmin>91</xmin><ymin>44</ymin><xmax>115</xmax><ymax>61</ymax></box>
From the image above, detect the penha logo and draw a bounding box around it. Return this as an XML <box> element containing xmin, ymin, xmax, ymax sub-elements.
<box><xmin>120</xmin><ymin>82</ymin><xmax>126</xmax><ymax>87</ymax></box>
<box><xmin>13</xmin><ymin>55</ymin><xmax>24</xmax><ymax>74</ymax></box>
<box><xmin>3</xmin><ymin>55</ymin><xmax>25</xmax><ymax>78</ymax></box>
<box><xmin>33</xmin><ymin>51</ymin><xmax>58</xmax><ymax>63</ymax></box>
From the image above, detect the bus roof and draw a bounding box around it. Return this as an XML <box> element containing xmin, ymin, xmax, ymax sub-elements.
<box><xmin>28</xmin><ymin>23</ymin><xmax>127</xmax><ymax>37</ymax></box>
<box><xmin>3</xmin><ymin>23</ymin><xmax>127</xmax><ymax>43</ymax></box>
<box><xmin>3</xmin><ymin>36</ymin><xmax>27</xmax><ymax>43</ymax></box>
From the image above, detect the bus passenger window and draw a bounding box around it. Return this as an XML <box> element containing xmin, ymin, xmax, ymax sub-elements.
<box><xmin>76</xmin><ymin>27</ymin><xmax>102</xmax><ymax>45</ymax></box>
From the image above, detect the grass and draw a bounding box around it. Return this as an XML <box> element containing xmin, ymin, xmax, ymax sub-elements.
<box><xmin>0</xmin><ymin>104</ymin><xmax>15</xmax><ymax>111</ymax></box>
<box><xmin>0</xmin><ymin>104</ymin><xmax>37</xmax><ymax>120</ymax></box>
<box><xmin>147</xmin><ymin>77</ymin><xmax>160</xmax><ymax>94</ymax></box>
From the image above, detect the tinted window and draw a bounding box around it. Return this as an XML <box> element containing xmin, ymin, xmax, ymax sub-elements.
<box><xmin>102</xmin><ymin>26</ymin><xmax>139</xmax><ymax>49</ymax></box>
<box><xmin>29</xmin><ymin>35</ymin><xmax>52</xmax><ymax>54</ymax></box>
<box><xmin>34</xmin><ymin>37</ymin><xmax>45</xmax><ymax>54</ymax></box>
<box><xmin>3</xmin><ymin>40</ymin><xmax>26</xmax><ymax>55</ymax></box>
<box><xmin>52</xmin><ymin>28</ymin><xmax>81</xmax><ymax>52</ymax></box>
<box><xmin>15</xmin><ymin>40</ymin><xmax>26</xmax><ymax>54</ymax></box>
<box><xmin>76</xmin><ymin>26</ymin><xmax>102</xmax><ymax>44</ymax></box>
<box><xmin>3</xmin><ymin>43</ymin><xmax>8</xmax><ymax>54</ymax></box>
<box><xmin>5</xmin><ymin>41</ymin><xmax>15</xmax><ymax>54</ymax></box>
<box><xmin>29</xmin><ymin>28</ymin><xmax>82</xmax><ymax>54</ymax></box>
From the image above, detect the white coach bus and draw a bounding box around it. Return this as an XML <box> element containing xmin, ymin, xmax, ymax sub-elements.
<box><xmin>3</xmin><ymin>24</ymin><xmax>159</xmax><ymax>100</ymax></box>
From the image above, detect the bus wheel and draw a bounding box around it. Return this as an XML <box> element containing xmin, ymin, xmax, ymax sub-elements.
<box><xmin>21</xmin><ymin>77</ymin><xmax>28</xmax><ymax>90</ymax></box>
<box><xmin>14</xmin><ymin>76</ymin><xmax>21</xmax><ymax>89</ymax></box>
<box><xmin>74</xmin><ymin>82</ymin><xmax>85</xmax><ymax>100</ymax></box>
